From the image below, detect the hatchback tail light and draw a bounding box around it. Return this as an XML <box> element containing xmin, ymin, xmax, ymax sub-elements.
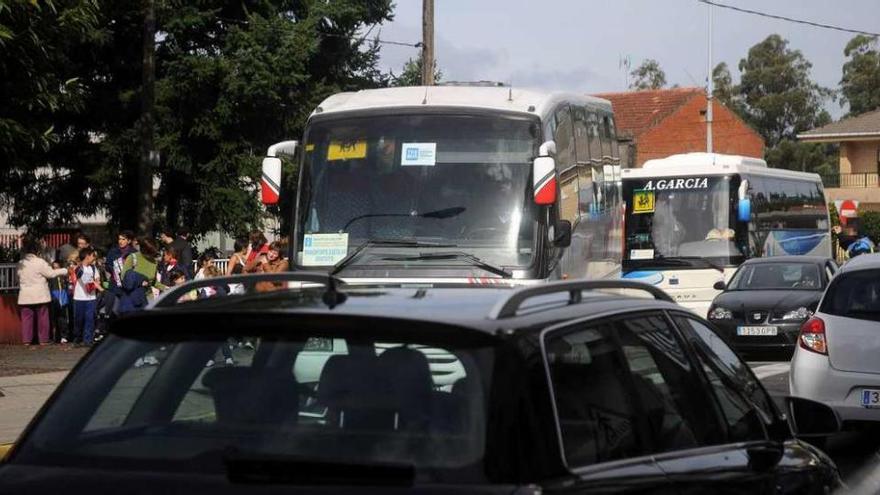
<box><xmin>799</xmin><ymin>317</ymin><xmax>827</xmax><ymax>355</ymax></box>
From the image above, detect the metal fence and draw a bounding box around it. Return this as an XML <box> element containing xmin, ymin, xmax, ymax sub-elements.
<box><xmin>0</xmin><ymin>263</ymin><xmax>17</xmax><ymax>291</ymax></box>
<box><xmin>821</xmin><ymin>173</ymin><xmax>880</xmax><ymax>189</ymax></box>
<box><xmin>0</xmin><ymin>259</ymin><xmax>233</xmax><ymax>292</ymax></box>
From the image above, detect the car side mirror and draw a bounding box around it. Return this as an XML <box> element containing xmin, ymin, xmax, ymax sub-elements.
<box><xmin>551</xmin><ymin>220</ymin><xmax>572</xmax><ymax>247</ymax></box>
<box><xmin>785</xmin><ymin>396</ymin><xmax>841</xmax><ymax>437</ymax></box>
<box><xmin>713</xmin><ymin>280</ymin><xmax>726</xmax><ymax>291</ymax></box>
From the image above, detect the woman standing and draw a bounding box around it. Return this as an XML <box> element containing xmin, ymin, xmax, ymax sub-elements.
<box><xmin>225</xmin><ymin>238</ymin><xmax>248</xmax><ymax>276</ymax></box>
<box><xmin>17</xmin><ymin>238</ymin><xmax>68</xmax><ymax>345</ymax></box>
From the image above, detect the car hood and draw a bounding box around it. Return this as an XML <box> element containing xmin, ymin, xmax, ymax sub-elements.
<box><xmin>712</xmin><ymin>289</ymin><xmax>822</xmax><ymax>312</ymax></box>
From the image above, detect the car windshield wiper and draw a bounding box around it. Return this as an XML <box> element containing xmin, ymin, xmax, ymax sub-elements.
<box><xmin>340</xmin><ymin>206</ymin><xmax>466</xmax><ymax>233</ymax></box>
<box><xmin>381</xmin><ymin>251</ymin><xmax>513</xmax><ymax>278</ymax></box>
<box><xmin>223</xmin><ymin>451</ymin><xmax>415</xmax><ymax>486</ymax></box>
<box><xmin>330</xmin><ymin>238</ymin><xmax>457</xmax><ymax>276</ymax></box>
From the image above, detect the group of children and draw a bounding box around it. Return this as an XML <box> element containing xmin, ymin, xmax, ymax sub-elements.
<box><xmin>44</xmin><ymin>231</ymin><xmax>285</xmax><ymax>353</ymax></box>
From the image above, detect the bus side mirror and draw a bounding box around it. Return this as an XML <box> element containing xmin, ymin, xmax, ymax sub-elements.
<box><xmin>261</xmin><ymin>157</ymin><xmax>282</xmax><ymax>205</ymax></box>
<box><xmin>261</xmin><ymin>140</ymin><xmax>298</xmax><ymax>206</ymax></box>
<box><xmin>533</xmin><ymin>142</ymin><xmax>557</xmax><ymax>206</ymax></box>
<box><xmin>738</xmin><ymin>198</ymin><xmax>751</xmax><ymax>223</ymax></box>
<box><xmin>551</xmin><ymin>220</ymin><xmax>572</xmax><ymax>247</ymax></box>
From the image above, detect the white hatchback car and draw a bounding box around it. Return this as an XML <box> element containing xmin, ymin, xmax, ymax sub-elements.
<box><xmin>790</xmin><ymin>252</ymin><xmax>880</xmax><ymax>427</ymax></box>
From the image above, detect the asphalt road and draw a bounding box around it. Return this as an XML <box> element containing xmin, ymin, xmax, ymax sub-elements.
<box><xmin>750</xmin><ymin>361</ymin><xmax>880</xmax><ymax>490</ymax></box>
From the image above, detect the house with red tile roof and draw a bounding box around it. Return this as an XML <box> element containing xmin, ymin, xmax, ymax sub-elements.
<box><xmin>593</xmin><ymin>87</ymin><xmax>764</xmax><ymax>168</ymax></box>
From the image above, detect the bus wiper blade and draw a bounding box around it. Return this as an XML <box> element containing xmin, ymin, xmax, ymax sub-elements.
<box><xmin>382</xmin><ymin>251</ymin><xmax>513</xmax><ymax>278</ymax></box>
<box><xmin>341</xmin><ymin>206</ymin><xmax>466</xmax><ymax>232</ymax></box>
<box><xmin>224</xmin><ymin>451</ymin><xmax>415</xmax><ymax>485</ymax></box>
<box><xmin>626</xmin><ymin>256</ymin><xmax>723</xmax><ymax>272</ymax></box>
<box><xmin>330</xmin><ymin>238</ymin><xmax>457</xmax><ymax>276</ymax></box>
<box><xmin>670</xmin><ymin>256</ymin><xmax>725</xmax><ymax>272</ymax></box>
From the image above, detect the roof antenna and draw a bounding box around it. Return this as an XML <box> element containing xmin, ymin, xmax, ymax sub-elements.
<box><xmin>507</xmin><ymin>80</ymin><xmax>513</xmax><ymax>102</ymax></box>
<box><xmin>422</xmin><ymin>86</ymin><xmax>429</xmax><ymax>105</ymax></box>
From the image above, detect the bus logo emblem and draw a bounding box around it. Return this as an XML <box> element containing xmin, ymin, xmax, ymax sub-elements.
<box><xmin>406</xmin><ymin>148</ymin><xmax>419</xmax><ymax>161</ymax></box>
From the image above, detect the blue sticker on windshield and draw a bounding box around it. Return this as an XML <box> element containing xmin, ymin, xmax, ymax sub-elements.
<box><xmin>401</xmin><ymin>142</ymin><xmax>436</xmax><ymax>166</ymax></box>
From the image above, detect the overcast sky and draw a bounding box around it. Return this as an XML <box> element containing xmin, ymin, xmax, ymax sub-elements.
<box><xmin>374</xmin><ymin>0</ymin><xmax>878</xmax><ymax>119</ymax></box>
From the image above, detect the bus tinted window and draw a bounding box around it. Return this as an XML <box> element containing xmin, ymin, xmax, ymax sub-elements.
<box><xmin>573</xmin><ymin>106</ymin><xmax>591</xmax><ymax>164</ymax></box>
<box><xmin>587</xmin><ymin>111</ymin><xmax>602</xmax><ymax>163</ymax></box>
<box><xmin>554</xmin><ymin>106</ymin><xmax>576</xmax><ymax>169</ymax></box>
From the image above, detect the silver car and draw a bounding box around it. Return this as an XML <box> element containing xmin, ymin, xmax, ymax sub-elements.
<box><xmin>790</xmin><ymin>252</ymin><xmax>880</xmax><ymax>426</ymax></box>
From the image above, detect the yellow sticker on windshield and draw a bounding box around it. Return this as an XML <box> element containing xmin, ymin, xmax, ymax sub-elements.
<box><xmin>327</xmin><ymin>141</ymin><xmax>367</xmax><ymax>160</ymax></box>
<box><xmin>305</xmin><ymin>143</ymin><xmax>315</xmax><ymax>152</ymax></box>
<box><xmin>632</xmin><ymin>189</ymin><xmax>654</xmax><ymax>214</ymax></box>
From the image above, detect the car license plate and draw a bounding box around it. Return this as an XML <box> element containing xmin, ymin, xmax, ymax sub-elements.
<box><xmin>737</xmin><ymin>326</ymin><xmax>778</xmax><ymax>336</ymax></box>
<box><xmin>861</xmin><ymin>389</ymin><xmax>880</xmax><ymax>408</ymax></box>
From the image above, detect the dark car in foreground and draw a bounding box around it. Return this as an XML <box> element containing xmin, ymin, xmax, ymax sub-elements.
<box><xmin>0</xmin><ymin>274</ymin><xmax>841</xmax><ymax>493</ymax></box>
<box><xmin>708</xmin><ymin>256</ymin><xmax>837</xmax><ymax>360</ymax></box>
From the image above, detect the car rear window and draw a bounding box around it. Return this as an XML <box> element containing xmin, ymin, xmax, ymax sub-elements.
<box><xmin>17</xmin><ymin>329</ymin><xmax>495</xmax><ymax>483</ymax></box>
<box><xmin>819</xmin><ymin>269</ymin><xmax>880</xmax><ymax>322</ymax></box>
<box><xmin>728</xmin><ymin>262</ymin><xmax>822</xmax><ymax>290</ymax></box>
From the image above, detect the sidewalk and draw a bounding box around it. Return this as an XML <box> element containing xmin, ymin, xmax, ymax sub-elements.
<box><xmin>0</xmin><ymin>371</ymin><xmax>69</xmax><ymax>443</ymax></box>
<box><xmin>0</xmin><ymin>344</ymin><xmax>87</xmax><ymax>444</ymax></box>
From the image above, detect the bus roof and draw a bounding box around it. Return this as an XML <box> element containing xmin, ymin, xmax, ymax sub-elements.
<box><xmin>311</xmin><ymin>86</ymin><xmax>612</xmax><ymax>122</ymax></box>
<box><xmin>622</xmin><ymin>152</ymin><xmax>822</xmax><ymax>182</ymax></box>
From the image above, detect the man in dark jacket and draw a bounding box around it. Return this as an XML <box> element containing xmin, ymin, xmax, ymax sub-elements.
<box><xmin>104</xmin><ymin>230</ymin><xmax>137</xmax><ymax>313</ymax></box>
<box><xmin>160</xmin><ymin>229</ymin><xmax>193</xmax><ymax>278</ymax></box>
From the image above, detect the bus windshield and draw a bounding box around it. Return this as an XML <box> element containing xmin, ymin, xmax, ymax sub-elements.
<box><xmin>623</xmin><ymin>175</ymin><xmax>745</xmax><ymax>269</ymax></box>
<box><xmin>296</xmin><ymin>113</ymin><xmax>540</xmax><ymax>269</ymax></box>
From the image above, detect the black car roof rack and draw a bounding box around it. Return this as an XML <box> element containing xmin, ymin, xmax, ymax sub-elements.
<box><xmin>489</xmin><ymin>280</ymin><xmax>674</xmax><ymax>319</ymax></box>
<box><xmin>151</xmin><ymin>272</ymin><xmax>347</xmax><ymax>309</ymax></box>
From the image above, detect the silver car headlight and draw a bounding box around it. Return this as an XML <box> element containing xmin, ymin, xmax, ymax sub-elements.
<box><xmin>781</xmin><ymin>307</ymin><xmax>812</xmax><ymax>321</ymax></box>
<box><xmin>709</xmin><ymin>307</ymin><xmax>733</xmax><ymax>320</ymax></box>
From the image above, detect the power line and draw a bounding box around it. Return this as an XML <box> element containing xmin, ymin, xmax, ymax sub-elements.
<box><xmin>697</xmin><ymin>0</ymin><xmax>880</xmax><ymax>37</ymax></box>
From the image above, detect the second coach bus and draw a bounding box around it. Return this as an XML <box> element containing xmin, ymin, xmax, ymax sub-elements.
<box><xmin>621</xmin><ymin>153</ymin><xmax>830</xmax><ymax>315</ymax></box>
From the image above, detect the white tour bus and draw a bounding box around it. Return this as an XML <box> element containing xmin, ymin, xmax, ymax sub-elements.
<box><xmin>260</xmin><ymin>85</ymin><xmax>623</xmax><ymax>285</ymax></box>
<box><xmin>621</xmin><ymin>153</ymin><xmax>831</xmax><ymax>315</ymax></box>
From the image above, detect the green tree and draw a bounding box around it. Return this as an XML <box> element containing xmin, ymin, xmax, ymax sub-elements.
<box><xmin>629</xmin><ymin>58</ymin><xmax>666</xmax><ymax>91</ymax></box>
<box><xmin>737</xmin><ymin>34</ymin><xmax>832</xmax><ymax>149</ymax></box>
<box><xmin>0</xmin><ymin>0</ymin><xmax>103</xmax><ymax>231</ymax></box>
<box><xmin>711</xmin><ymin>62</ymin><xmax>746</xmax><ymax>117</ymax></box>
<box><xmin>390</xmin><ymin>57</ymin><xmax>441</xmax><ymax>86</ymax></box>
<box><xmin>840</xmin><ymin>35</ymin><xmax>880</xmax><ymax>116</ymax></box>
<box><xmin>1</xmin><ymin>0</ymin><xmax>395</xmax><ymax>237</ymax></box>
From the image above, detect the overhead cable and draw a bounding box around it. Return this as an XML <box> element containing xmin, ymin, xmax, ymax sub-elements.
<box><xmin>697</xmin><ymin>0</ymin><xmax>880</xmax><ymax>37</ymax></box>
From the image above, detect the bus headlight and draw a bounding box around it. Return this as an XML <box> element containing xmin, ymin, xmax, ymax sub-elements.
<box><xmin>781</xmin><ymin>307</ymin><xmax>811</xmax><ymax>321</ymax></box>
<box><xmin>708</xmin><ymin>307</ymin><xmax>733</xmax><ymax>320</ymax></box>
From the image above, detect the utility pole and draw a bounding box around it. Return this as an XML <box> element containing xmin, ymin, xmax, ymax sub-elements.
<box><xmin>421</xmin><ymin>0</ymin><xmax>435</xmax><ymax>86</ymax></box>
<box><xmin>138</xmin><ymin>0</ymin><xmax>157</xmax><ymax>234</ymax></box>
<box><xmin>706</xmin><ymin>2</ymin><xmax>714</xmax><ymax>153</ymax></box>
